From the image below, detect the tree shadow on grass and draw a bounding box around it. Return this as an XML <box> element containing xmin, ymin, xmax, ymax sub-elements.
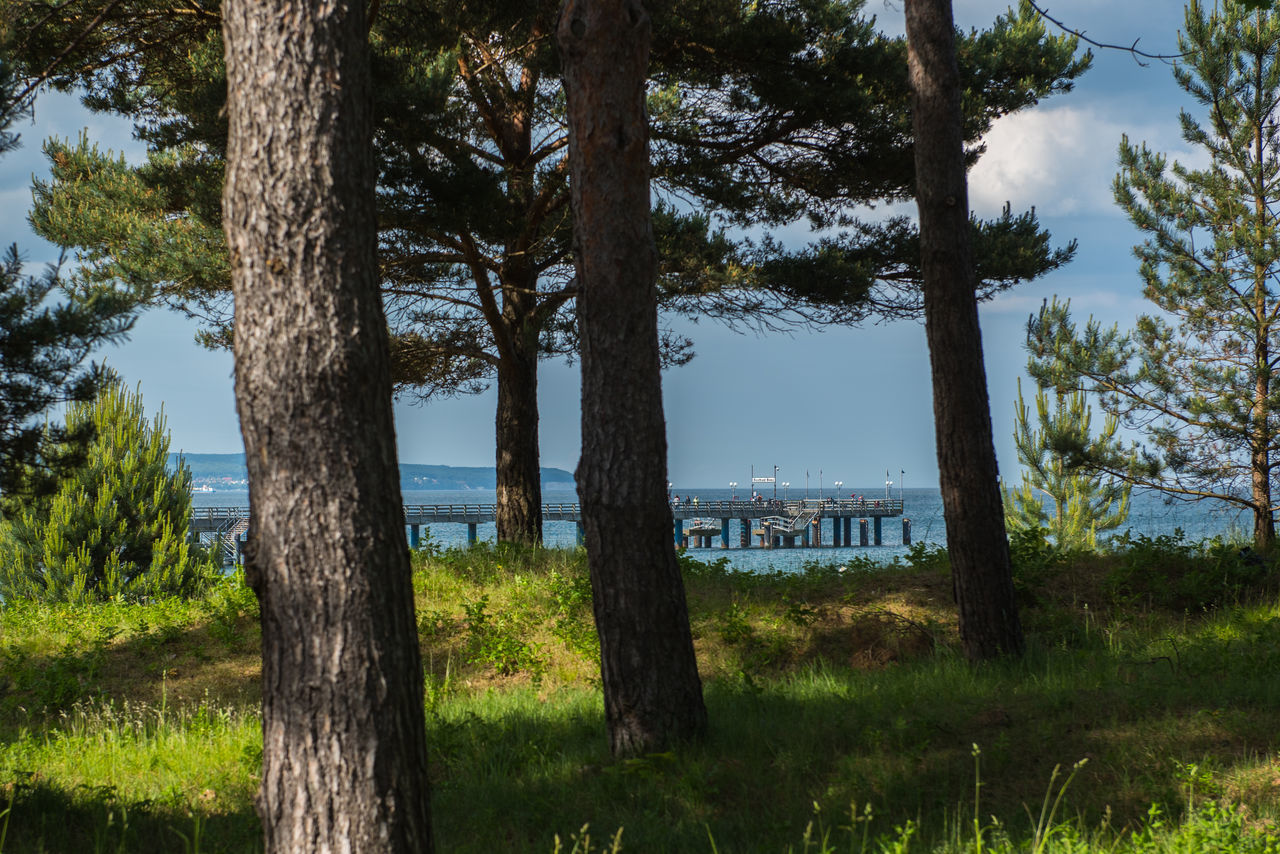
<box><xmin>0</xmin><ymin>780</ymin><xmax>261</xmax><ymax>854</ymax></box>
<box><xmin>425</xmin><ymin>613</ymin><xmax>1280</xmax><ymax>853</ymax></box>
<box><xmin>0</xmin><ymin>612</ymin><xmax>261</xmax><ymax>735</ymax></box>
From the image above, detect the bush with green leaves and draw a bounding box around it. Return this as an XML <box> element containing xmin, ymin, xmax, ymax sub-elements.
<box><xmin>0</xmin><ymin>381</ymin><xmax>214</xmax><ymax>602</ymax></box>
<box><xmin>1106</xmin><ymin>530</ymin><xmax>1273</xmax><ymax>611</ymax></box>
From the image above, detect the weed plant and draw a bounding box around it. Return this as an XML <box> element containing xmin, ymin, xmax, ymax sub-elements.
<box><xmin>0</xmin><ymin>537</ymin><xmax>1276</xmax><ymax>851</ymax></box>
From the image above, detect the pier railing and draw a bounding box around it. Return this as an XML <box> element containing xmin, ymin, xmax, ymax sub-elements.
<box><xmin>191</xmin><ymin>498</ymin><xmax>905</xmax><ymax>535</ymax></box>
<box><xmin>669</xmin><ymin>498</ymin><xmax>903</xmax><ymax>517</ymax></box>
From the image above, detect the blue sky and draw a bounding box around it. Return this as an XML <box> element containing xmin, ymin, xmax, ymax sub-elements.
<box><xmin>0</xmin><ymin>1</ymin><xmax>1195</xmax><ymax>489</ymax></box>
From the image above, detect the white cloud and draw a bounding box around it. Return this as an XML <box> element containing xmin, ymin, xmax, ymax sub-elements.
<box><xmin>968</xmin><ymin>102</ymin><xmax>1200</xmax><ymax>218</ymax></box>
<box><xmin>969</xmin><ymin>105</ymin><xmax>1119</xmax><ymax>216</ymax></box>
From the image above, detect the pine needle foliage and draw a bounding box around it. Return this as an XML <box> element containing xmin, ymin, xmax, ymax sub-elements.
<box><xmin>1003</xmin><ymin>378</ymin><xmax>1130</xmax><ymax>550</ymax></box>
<box><xmin>0</xmin><ymin>382</ymin><xmax>214</xmax><ymax>603</ymax></box>
<box><xmin>11</xmin><ymin>0</ymin><xmax>1089</xmax><ymax>544</ymax></box>
<box><xmin>1028</xmin><ymin>0</ymin><xmax>1280</xmax><ymax>549</ymax></box>
<box><xmin>0</xmin><ymin>41</ymin><xmax>134</xmax><ymax>509</ymax></box>
<box><xmin>0</xmin><ymin>247</ymin><xmax>133</xmax><ymax>508</ymax></box>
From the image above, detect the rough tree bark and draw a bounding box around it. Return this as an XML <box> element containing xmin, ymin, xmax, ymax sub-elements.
<box><xmin>495</xmin><ymin>314</ymin><xmax>543</xmax><ymax>544</ymax></box>
<box><xmin>559</xmin><ymin>0</ymin><xmax>708</xmax><ymax>755</ymax></box>
<box><xmin>1252</xmin><ymin>114</ymin><xmax>1276</xmax><ymax>551</ymax></box>
<box><xmin>221</xmin><ymin>0</ymin><xmax>435</xmax><ymax>850</ymax></box>
<box><xmin>905</xmin><ymin>0</ymin><xmax>1024</xmax><ymax>660</ymax></box>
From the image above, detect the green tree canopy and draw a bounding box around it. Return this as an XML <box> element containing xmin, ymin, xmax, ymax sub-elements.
<box><xmin>0</xmin><ymin>39</ymin><xmax>134</xmax><ymax>509</ymax></box>
<box><xmin>1028</xmin><ymin>0</ymin><xmax>1280</xmax><ymax>549</ymax></box>
<box><xmin>0</xmin><ymin>381</ymin><xmax>214</xmax><ymax>602</ymax></box>
<box><xmin>11</xmin><ymin>0</ymin><xmax>1089</xmax><ymax>542</ymax></box>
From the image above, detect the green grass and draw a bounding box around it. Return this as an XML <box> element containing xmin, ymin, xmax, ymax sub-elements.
<box><xmin>0</xmin><ymin>536</ymin><xmax>1278</xmax><ymax>851</ymax></box>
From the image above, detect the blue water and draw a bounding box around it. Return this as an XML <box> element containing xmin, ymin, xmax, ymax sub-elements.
<box><xmin>194</xmin><ymin>486</ymin><xmax>1251</xmax><ymax>573</ymax></box>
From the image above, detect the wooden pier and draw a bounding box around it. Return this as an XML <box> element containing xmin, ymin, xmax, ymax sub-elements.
<box><xmin>190</xmin><ymin>497</ymin><xmax>908</xmax><ymax>561</ymax></box>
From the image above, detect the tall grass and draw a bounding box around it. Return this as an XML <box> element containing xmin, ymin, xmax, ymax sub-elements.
<box><xmin>0</xmin><ymin>537</ymin><xmax>1276</xmax><ymax>851</ymax></box>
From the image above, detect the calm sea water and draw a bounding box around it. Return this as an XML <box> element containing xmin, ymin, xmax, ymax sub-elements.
<box><xmin>193</xmin><ymin>486</ymin><xmax>1251</xmax><ymax>573</ymax></box>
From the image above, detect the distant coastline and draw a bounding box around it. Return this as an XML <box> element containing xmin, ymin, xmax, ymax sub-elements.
<box><xmin>169</xmin><ymin>453</ymin><xmax>575</xmax><ymax>491</ymax></box>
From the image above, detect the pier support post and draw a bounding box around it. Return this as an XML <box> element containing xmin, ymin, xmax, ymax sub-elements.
<box><xmin>576</xmin><ymin>522</ymin><xmax>585</xmax><ymax>546</ymax></box>
<box><xmin>902</xmin><ymin>518</ymin><xmax>911</xmax><ymax>545</ymax></box>
<box><xmin>236</xmin><ymin>533</ymin><xmax>247</xmax><ymax>564</ymax></box>
<box><xmin>763</xmin><ymin>523</ymin><xmax>773</xmax><ymax>548</ymax></box>
<box><xmin>873</xmin><ymin>516</ymin><xmax>882</xmax><ymax>546</ymax></box>
<box><xmin>467</xmin><ymin>523</ymin><xmax>478</xmax><ymax>547</ymax></box>
<box><xmin>859</xmin><ymin>519</ymin><xmax>869</xmax><ymax>547</ymax></box>
<box><xmin>721</xmin><ymin>518</ymin><xmax>730</xmax><ymax>549</ymax></box>
<box><xmin>801</xmin><ymin>525</ymin><xmax>809</xmax><ymax>548</ymax></box>
<box><xmin>674</xmin><ymin>518</ymin><xmax>684</xmax><ymax>546</ymax></box>
<box><xmin>409</xmin><ymin>524</ymin><xmax>420</xmax><ymax>549</ymax></box>
<box><xmin>844</xmin><ymin>517</ymin><xmax>853</xmax><ymax>545</ymax></box>
<box><xmin>739</xmin><ymin>518</ymin><xmax>750</xmax><ymax>548</ymax></box>
<box><xmin>832</xmin><ymin>516</ymin><xmax>841</xmax><ymax>547</ymax></box>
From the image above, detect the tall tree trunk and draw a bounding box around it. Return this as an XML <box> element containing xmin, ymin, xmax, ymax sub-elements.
<box><xmin>559</xmin><ymin>0</ymin><xmax>708</xmax><ymax>755</ymax></box>
<box><xmin>1251</xmin><ymin>445</ymin><xmax>1273</xmax><ymax>549</ymax></box>
<box><xmin>1252</xmin><ymin>116</ymin><xmax>1275</xmax><ymax>552</ymax></box>
<box><xmin>495</xmin><ymin>316</ymin><xmax>543</xmax><ymax>544</ymax></box>
<box><xmin>1251</xmin><ymin>365</ymin><xmax>1274</xmax><ymax>547</ymax></box>
<box><xmin>905</xmin><ymin>0</ymin><xmax>1024</xmax><ymax>660</ymax></box>
<box><xmin>221</xmin><ymin>0</ymin><xmax>434</xmax><ymax>850</ymax></box>
<box><xmin>492</xmin><ymin>124</ymin><xmax>544</xmax><ymax>546</ymax></box>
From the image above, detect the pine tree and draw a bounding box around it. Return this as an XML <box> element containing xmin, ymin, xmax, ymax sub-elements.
<box><xmin>906</xmin><ymin>0</ymin><xmax>1024</xmax><ymax>660</ymax></box>
<box><xmin>0</xmin><ymin>38</ymin><xmax>24</xmax><ymax>156</ymax></box>
<box><xmin>1003</xmin><ymin>379</ymin><xmax>1130</xmax><ymax>549</ymax></box>
<box><xmin>13</xmin><ymin>0</ymin><xmax>1088</xmax><ymax>544</ymax></box>
<box><xmin>0</xmin><ymin>381</ymin><xmax>213</xmax><ymax>602</ymax></box>
<box><xmin>222</xmin><ymin>0</ymin><xmax>434</xmax><ymax>843</ymax></box>
<box><xmin>561</xmin><ymin>0</ymin><xmax>707</xmax><ymax>755</ymax></box>
<box><xmin>0</xmin><ymin>41</ymin><xmax>134</xmax><ymax>510</ymax></box>
<box><xmin>1028</xmin><ymin>1</ymin><xmax>1280</xmax><ymax>550</ymax></box>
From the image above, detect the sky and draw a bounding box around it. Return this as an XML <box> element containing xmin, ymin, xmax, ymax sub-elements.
<box><xmin>0</xmin><ymin>1</ymin><xmax>1198</xmax><ymax>491</ymax></box>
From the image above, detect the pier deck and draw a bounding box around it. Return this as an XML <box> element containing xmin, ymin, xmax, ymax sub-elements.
<box><xmin>190</xmin><ymin>497</ymin><xmax>907</xmax><ymax>555</ymax></box>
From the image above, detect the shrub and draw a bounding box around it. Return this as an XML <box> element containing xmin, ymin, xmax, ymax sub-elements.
<box><xmin>0</xmin><ymin>382</ymin><xmax>216</xmax><ymax>602</ymax></box>
<box><xmin>1106</xmin><ymin>530</ymin><xmax>1272</xmax><ymax>610</ymax></box>
<box><xmin>460</xmin><ymin>595</ymin><xmax>545</xmax><ymax>678</ymax></box>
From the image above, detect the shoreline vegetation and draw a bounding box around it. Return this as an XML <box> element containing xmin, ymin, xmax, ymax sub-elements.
<box><xmin>0</xmin><ymin>533</ymin><xmax>1278</xmax><ymax>851</ymax></box>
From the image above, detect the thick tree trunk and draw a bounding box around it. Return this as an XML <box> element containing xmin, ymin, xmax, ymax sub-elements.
<box><xmin>1252</xmin><ymin>93</ymin><xmax>1275</xmax><ymax>553</ymax></box>
<box><xmin>1251</xmin><ymin>455</ymin><xmax>1273</xmax><ymax>550</ymax></box>
<box><xmin>559</xmin><ymin>0</ymin><xmax>708</xmax><ymax>755</ymax></box>
<box><xmin>1252</xmin><ymin>337</ymin><xmax>1273</xmax><ymax>550</ymax></box>
<box><xmin>495</xmin><ymin>323</ymin><xmax>543</xmax><ymax>544</ymax></box>
<box><xmin>221</xmin><ymin>1</ymin><xmax>434</xmax><ymax>851</ymax></box>
<box><xmin>905</xmin><ymin>0</ymin><xmax>1024</xmax><ymax>660</ymax></box>
<box><xmin>1253</xmin><ymin>272</ymin><xmax>1275</xmax><ymax>550</ymax></box>
<box><xmin>1247</xmin><ymin>403</ymin><xmax>1274</xmax><ymax>546</ymax></box>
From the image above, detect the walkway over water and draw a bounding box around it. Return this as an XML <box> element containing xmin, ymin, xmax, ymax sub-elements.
<box><xmin>190</xmin><ymin>497</ymin><xmax>907</xmax><ymax>557</ymax></box>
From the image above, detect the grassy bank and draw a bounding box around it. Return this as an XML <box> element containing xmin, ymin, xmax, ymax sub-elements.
<box><xmin>0</xmin><ymin>534</ymin><xmax>1278</xmax><ymax>851</ymax></box>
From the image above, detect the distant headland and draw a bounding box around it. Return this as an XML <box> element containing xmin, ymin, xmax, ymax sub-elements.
<box><xmin>169</xmin><ymin>453</ymin><xmax>575</xmax><ymax>491</ymax></box>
